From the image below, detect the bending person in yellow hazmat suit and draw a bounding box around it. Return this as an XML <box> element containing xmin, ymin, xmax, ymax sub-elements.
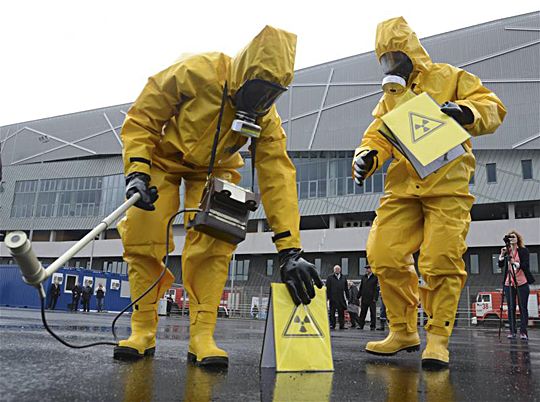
<box><xmin>113</xmin><ymin>26</ymin><xmax>323</xmax><ymax>366</ymax></box>
<box><xmin>353</xmin><ymin>17</ymin><xmax>506</xmax><ymax>369</ymax></box>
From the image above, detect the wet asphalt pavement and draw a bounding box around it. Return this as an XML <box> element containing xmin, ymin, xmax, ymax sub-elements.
<box><xmin>0</xmin><ymin>307</ymin><xmax>538</xmax><ymax>402</ymax></box>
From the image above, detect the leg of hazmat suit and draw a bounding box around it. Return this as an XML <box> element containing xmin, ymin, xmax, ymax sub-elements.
<box><xmin>365</xmin><ymin>196</ymin><xmax>422</xmax><ymax>355</ymax></box>
<box><xmin>113</xmin><ymin>166</ymin><xmax>178</xmax><ymax>360</ymax></box>
<box><xmin>182</xmin><ymin>170</ymin><xmax>239</xmax><ymax>368</ymax></box>
<box><xmin>419</xmin><ymin>195</ymin><xmax>472</xmax><ymax>369</ymax></box>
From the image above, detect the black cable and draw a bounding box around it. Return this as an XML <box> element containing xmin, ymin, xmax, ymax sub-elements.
<box><xmin>40</xmin><ymin>295</ymin><xmax>117</xmax><ymax>348</ymax></box>
<box><xmin>38</xmin><ymin>207</ymin><xmax>201</xmax><ymax>349</ymax></box>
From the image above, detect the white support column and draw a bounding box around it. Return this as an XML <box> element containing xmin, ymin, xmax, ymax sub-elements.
<box><xmin>329</xmin><ymin>215</ymin><xmax>336</xmax><ymax>229</ymax></box>
<box><xmin>49</xmin><ymin>231</ymin><xmax>56</xmax><ymax>241</ymax></box>
<box><xmin>257</xmin><ymin>220</ymin><xmax>265</xmax><ymax>233</ymax></box>
<box><xmin>508</xmin><ymin>203</ymin><xmax>516</xmax><ymax>220</ymax></box>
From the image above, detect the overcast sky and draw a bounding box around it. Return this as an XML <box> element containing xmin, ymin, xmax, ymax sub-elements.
<box><xmin>0</xmin><ymin>1</ymin><xmax>537</xmax><ymax>127</ymax></box>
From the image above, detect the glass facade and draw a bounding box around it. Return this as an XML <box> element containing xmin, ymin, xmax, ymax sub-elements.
<box><xmin>11</xmin><ymin>174</ymin><xmax>124</xmax><ymax>219</ymax></box>
<box><xmin>237</xmin><ymin>151</ymin><xmax>390</xmax><ymax>200</ymax></box>
<box><xmin>10</xmin><ymin>152</ymin><xmax>390</xmax><ymax>219</ymax></box>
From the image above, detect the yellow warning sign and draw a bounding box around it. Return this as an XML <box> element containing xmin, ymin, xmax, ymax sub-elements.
<box><xmin>381</xmin><ymin>92</ymin><xmax>471</xmax><ymax>166</ymax></box>
<box><xmin>409</xmin><ymin>113</ymin><xmax>445</xmax><ymax>142</ymax></box>
<box><xmin>260</xmin><ymin>283</ymin><xmax>334</xmax><ymax>372</ymax></box>
<box><xmin>283</xmin><ymin>305</ymin><xmax>323</xmax><ymax>337</ymax></box>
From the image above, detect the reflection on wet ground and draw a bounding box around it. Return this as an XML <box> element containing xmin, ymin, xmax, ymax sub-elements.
<box><xmin>0</xmin><ymin>308</ymin><xmax>538</xmax><ymax>401</ymax></box>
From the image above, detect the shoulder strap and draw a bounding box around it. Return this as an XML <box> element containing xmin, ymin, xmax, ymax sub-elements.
<box><xmin>207</xmin><ymin>81</ymin><xmax>229</xmax><ymax>179</ymax></box>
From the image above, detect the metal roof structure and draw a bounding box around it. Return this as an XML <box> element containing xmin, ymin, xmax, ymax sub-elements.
<box><xmin>1</xmin><ymin>12</ymin><xmax>539</xmax><ymax>167</ymax></box>
<box><xmin>1</xmin><ymin>12</ymin><xmax>539</xmax><ymax>232</ymax></box>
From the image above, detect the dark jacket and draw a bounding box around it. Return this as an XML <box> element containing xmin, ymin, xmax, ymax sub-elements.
<box><xmin>72</xmin><ymin>285</ymin><xmax>82</xmax><ymax>300</ymax></box>
<box><xmin>326</xmin><ymin>273</ymin><xmax>349</xmax><ymax>309</ymax></box>
<box><xmin>81</xmin><ymin>286</ymin><xmax>93</xmax><ymax>301</ymax></box>
<box><xmin>498</xmin><ymin>246</ymin><xmax>535</xmax><ymax>285</ymax></box>
<box><xmin>49</xmin><ymin>283</ymin><xmax>61</xmax><ymax>298</ymax></box>
<box><xmin>96</xmin><ymin>289</ymin><xmax>105</xmax><ymax>300</ymax></box>
<box><xmin>348</xmin><ymin>285</ymin><xmax>360</xmax><ymax>306</ymax></box>
<box><xmin>357</xmin><ymin>273</ymin><xmax>379</xmax><ymax>305</ymax></box>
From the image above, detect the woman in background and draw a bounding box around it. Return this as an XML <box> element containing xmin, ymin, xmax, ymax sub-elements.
<box><xmin>498</xmin><ymin>230</ymin><xmax>535</xmax><ymax>340</ymax></box>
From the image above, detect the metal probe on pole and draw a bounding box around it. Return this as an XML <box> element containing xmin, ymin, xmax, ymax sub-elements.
<box><xmin>4</xmin><ymin>193</ymin><xmax>141</xmax><ymax>297</ymax></box>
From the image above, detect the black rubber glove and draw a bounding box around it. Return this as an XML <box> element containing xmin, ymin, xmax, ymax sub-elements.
<box><xmin>279</xmin><ymin>248</ymin><xmax>324</xmax><ymax>305</ymax></box>
<box><xmin>125</xmin><ymin>172</ymin><xmax>158</xmax><ymax>211</ymax></box>
<box><xmin>353</xmin><ymin>150</ymin><xmax>378</xmax><ymax>186</ymax></box>
<box><xmin>440</xmin><ymin>101</ymin><xmax>474</xmax><ymax>126</ymax></box>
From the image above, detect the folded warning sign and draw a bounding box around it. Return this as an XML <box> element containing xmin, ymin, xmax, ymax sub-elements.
<box><xmin>379</xmin><ymin>92</ymin><xmax>470</xmax><ymax>179</ymax></box>
<box><xmin>260</xmin><ymin>283</ymin><xmax>334</xmax><ymax>372</ymax></box>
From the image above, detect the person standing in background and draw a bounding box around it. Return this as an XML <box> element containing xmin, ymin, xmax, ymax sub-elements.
<box><xmin>81</xmin><ymin>282</ymin><xmax>93</xmax><ymax>312</ymax></box>
<box><xmin>96</xmin><ymin>284</ymin><xmax>105</xmax><ymax>312</ymax></box>
<box><xmin>357</xmin><ymin>265</ymin><xmax>379</xmax><ymax>330</ymax></box>
<box><xmin>71</xmin><ymin>283</ymin><xmax>82</xmax><ymax>312</ymax></box>
<box><xmin>347</xmin><ymin>281</ymin><xmax>360</xmax><ymax>328</ymax></box>
<box><xmin>48</xmin><ymin>279</ymin><xmax>61</xmax><ymax>310</ymax></box>
<box><xmin>326</xmin><ymin>265</ymin><xmax>349</xmax><ymax>330</ymax></box>
<box><xmin>498</xmin><ymin>230</ymin><xmax>535</xmax><ymax>340</ymax></box>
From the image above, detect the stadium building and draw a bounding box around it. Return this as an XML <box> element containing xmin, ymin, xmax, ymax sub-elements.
<box><xmin>1</xmin><ymin>12</ymin><xmax>539</xmax><ymax>306</ymax></box>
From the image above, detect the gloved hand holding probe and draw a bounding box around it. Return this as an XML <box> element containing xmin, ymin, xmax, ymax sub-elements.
<box><xmin>125</xmin><ymin>172</ymin><xmax>159</xmax><ymax>211</ymax></box>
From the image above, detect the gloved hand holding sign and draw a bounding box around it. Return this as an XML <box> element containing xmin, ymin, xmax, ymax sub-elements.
<box><xmin>279</xmin><ymin>248</ymin><xmax>324</xmax><ymax>305</ymax></box>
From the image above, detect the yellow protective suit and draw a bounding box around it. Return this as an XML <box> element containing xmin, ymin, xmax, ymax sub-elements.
<box><xmin>115</xmin><ymin>26</ymin><xmax>300</xmax><ymax>363</ymax></box>
<box><xmin>357</xmin><ymin>17</ymin><xmax>506</xmax><ymax>362</ymax></box>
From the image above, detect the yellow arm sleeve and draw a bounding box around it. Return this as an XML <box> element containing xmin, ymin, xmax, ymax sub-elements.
<box><xmin>121</xmin><ymin>65</ymin><xmax>184</xmax><ymax>176</ymax></box>
<box><xmin>255</xmin><ymin>106</ymin><xmax>301</xmax><ymax>251</ymax></box>
<box><xmin>353</xmin><ymin>118</ymin><xmax>393</xmax><ymax>178</ymax></box>
<box><xmin>454</xmin><ymin>69</ymin><xmax>507</xmax><ymax>137</ymax></box>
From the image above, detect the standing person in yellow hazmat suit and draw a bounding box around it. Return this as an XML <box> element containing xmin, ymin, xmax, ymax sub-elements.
<box><xmin>353</xmin><ymin>17</ymin><xmax>506</xmax><ymax>369</ymax></box>
<box><xmin>113</xmin><ymin>26</ymin><xmax>323</xmax><ymax>366</ymax></box>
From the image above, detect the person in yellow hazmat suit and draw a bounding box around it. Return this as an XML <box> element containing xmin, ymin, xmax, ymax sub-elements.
<box><xmin>353</xmin><ymin>17</ymin><xmax>506</xmax><ymax>369</ymax></box>
<box><xmin>113</xmin><ymin>26</ymin><xmax>323</xmax><ymax>366</ymax></box>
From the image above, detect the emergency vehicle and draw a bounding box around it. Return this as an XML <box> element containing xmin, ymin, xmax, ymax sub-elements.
<box><xmin>166</xmin><ymin>286</ymin><xmax>234</xmax><ymax>317</ymax></box>
<box><xmin>472</xmin><ymin>288</ymin><xmax>540</xmax><ymax>326</ymax></box>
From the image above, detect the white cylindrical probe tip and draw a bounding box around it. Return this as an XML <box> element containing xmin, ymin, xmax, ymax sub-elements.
<box><xmin>5</xmin><ymin>231</ymin><xmax>47</xmax><ymax>286</ymax></box>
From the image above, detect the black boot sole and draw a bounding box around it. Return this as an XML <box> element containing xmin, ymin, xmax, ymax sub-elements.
<box><xmin>113</xmin><ymin>346</ymin><xmax>155</xmax><ymax>361</ymax></box>
<box><xmin>422</xmin><ymin>358</ymin><xmax>449</xmax><ymax>371</ymax></box>
<box><xmin>365</xmin><ymin>343</ymin><xmax>420</xmax><ymax>356</ymax></box>
<box><xmin>187</xmin><ymin>352</ymin><xmax>228</xmax><ymax>368</ymax></box>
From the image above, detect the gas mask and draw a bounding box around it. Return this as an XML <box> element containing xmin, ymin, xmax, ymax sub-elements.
<box><xmin>231</xmin><ymin>79</ymin><xmax>287</xmax><ymax>138</ymax></box>
<box><xmin>380</xmin><ymin>51</ymin><xmax>413</xmax><ymax>95</ymax></box>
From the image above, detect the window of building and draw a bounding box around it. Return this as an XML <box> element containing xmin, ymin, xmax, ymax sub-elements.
<box><xmin>469</xmin><ymin>254</ymin><xmax>479</xmax><ymax>274</ymax></box>
<box><xmin>530</xmin><ymin>253</ymin><xmax>539</xmax><ymax>274</ymax></box>
<box><xmin>230</xmin><ymin>259</ymin><xmax>249</xmax><ymax>281</ymax></box>
<box><xmin>486</xmin><ymin>163</ymin><xmax>497</xmax><ymax>183</ymax></box>
<box><xmin>359</xmin><ymin>257</ymin><xmax>367</xmax><ymax>275</ymax></box>
<box><xmin>341</xmin><ymin>257</ymin><xmax>349</xmax><ymax>276</ymax></box>
<box><xmin>266</xmin><ymin>259</ymin><xmax>274</xmax><ymax>276</ymax></box>
<box><xmin>521</xmin><ymin>159</ymin><xmax>533</xmax><ymax>180</ymax></box>
<box><xmin>64</xmin><ymin>274</ymin><xmax>79</xmax><ymax>293</ymax></box>
<box><xmin>492</xmin><ymin>254</ymin><xmax>502</xmax><ymax>274</ymax></box>
<box><xmin>469</xmin><ymin>173</ymin><xmax>475</xmax><ymax>185</ymax></box>
<box><xmin>314</xmin><ymin>258</ymin><xmax>322</xmax><ymax>274</ymax></box>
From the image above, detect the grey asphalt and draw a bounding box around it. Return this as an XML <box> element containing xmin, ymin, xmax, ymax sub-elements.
<box><xmin>0</xmin><ymin>307</ymin><xmax>538</xmax><ymax>401</ymax></box>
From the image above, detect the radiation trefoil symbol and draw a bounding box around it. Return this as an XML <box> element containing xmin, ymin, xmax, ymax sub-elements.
<box><xmin>409</xmin><ymin>112</ymin><xmax>445</xmax><ymax>143</ymax></box>
<box><xmin>282</xmin><ymin>305</ymin><xmax>324</xmax><ymax>338</ymax></box>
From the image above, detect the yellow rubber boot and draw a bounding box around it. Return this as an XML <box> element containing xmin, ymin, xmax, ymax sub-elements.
<box><xmin>187</xmin><ymin>308</ymin><xmax>228</xmax><ymax>367</ymax></box>
<box><xmin>365</xmin><ymin>324</ymin><xmax>420</xmax><ymax>356</ymax></box>
<box><xmin>422</xmin><ymin>332</ymin><xmax>449</xmax><ymax>370</ymax></box>
<box><xmin>114</xmin><ymin>264</ymin><xmax>174</xmax><ymax>360</ymax></box>
<box><xmin>115</xmin><ymin>304</ymin><xmax>158</xmax><ymax>359</ymax></box>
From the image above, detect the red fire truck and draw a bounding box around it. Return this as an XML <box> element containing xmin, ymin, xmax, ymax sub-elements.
<box><xmin>166</xmin><ymin>286</ymin><xmax>235</xmax><ymax>318</ymax></box>
<box><xmin>472</xmin><ymin>288</ymin><xmax>540</xmax><ymax>326</ymax></box>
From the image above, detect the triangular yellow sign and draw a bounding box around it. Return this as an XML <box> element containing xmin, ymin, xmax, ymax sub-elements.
<box><xmin>409</xmin><ymin>112</ymin><xmax>445</xmax><ymax>143</ymax></box>
<box><xmin>283</xmin><ymin>305</ymin><xmax>323</xmax><ymax>338</ymax></box>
